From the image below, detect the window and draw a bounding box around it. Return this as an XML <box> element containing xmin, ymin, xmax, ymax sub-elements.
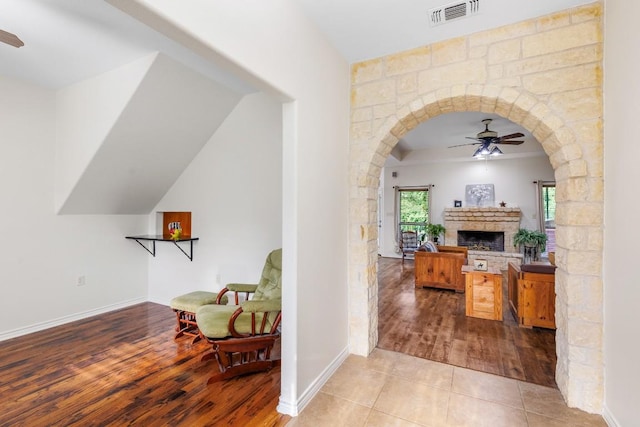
<box><xmin>538</xmin><ymin>181</ymin><xmax>556</xmax><ymax>254</ymax></box>
<box><xmin>397</xmin><ymin>188</ymin><xmax>430</xmax><ymax>243</ymax></box>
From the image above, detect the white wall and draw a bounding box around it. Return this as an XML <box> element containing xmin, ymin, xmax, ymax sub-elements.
<box><xmin>109</xmin><ymin>0</ymin><xmax>350</xmax><ymax>415</ymax></box>
<box><xmin>148</xmin><ymin>92</ymin><xmax>283</xmax><ymax>304</ymax></box>
<box><xmin>381</xmin><ymin>155</ymin><xmax>554</xmax><ymax>257</ymax></box>
<box><xmin>603</xmin><ymin>0</ymin><xmax>640</xmax><ymax>425</ymax></box>
<box><xmin>57</xmin><ymin>53</ymin><xmax>242</xmax><ymax>215</ymax></box>
<box><xmin>0</xmin><ymin>76</ymin><xmax>149</xmax><ymax>340</ymax></box>
<box><xmin>55</xmin><ymin>54</ymin><xmax>153</xmax><ymax>212</ymax></box>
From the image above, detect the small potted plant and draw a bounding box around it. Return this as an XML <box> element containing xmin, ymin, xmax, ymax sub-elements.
<box><xmin>425</xmin><ymin>223</ymin><xmax>446</xmax><ymax>244</ymax></box>
<box><xmin>513</xmin><ymin>228</ymin><xmax>547</xmax><ymax>262</ymax></box>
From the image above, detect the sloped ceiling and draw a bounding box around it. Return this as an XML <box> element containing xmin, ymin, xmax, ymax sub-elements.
<box><xmin>56</xmin><ymin>53</ymin><xmax>242</xmax><ymax>214</ymax></box>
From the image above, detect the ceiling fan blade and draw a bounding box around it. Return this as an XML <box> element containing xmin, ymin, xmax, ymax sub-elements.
<box><xmin>0</xmin><ymin>29</ymin><xmax>24</xmax><ymax>48</ymax></box>
<box><xmin>498</xmin><ymin>132</ymin><xmax>524</xmax><ymax>141</ymax></box>
<box><xmin>496</xmin><ymin>140</ymin><xmax>524</xmax><ymax>145</ymax></box>
<box><xmin>465</xmin><ymin>136</ymin><xmax>483</xmax><ymax>141</ymax></box>
<box><xmin>448</xmin><ymin>142</ymin><xmax>481</xmax><ymax>148</ymax></box>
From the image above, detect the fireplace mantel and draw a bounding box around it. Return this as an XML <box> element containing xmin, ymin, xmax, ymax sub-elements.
<box><xmin>444</xmin><ymin>207</ymin><xmax>521</xmax><ymax>221</ymax></box>
<box><xmin>444</xmin><ymin>207</ymin><xmax>521</xmax><ymax>235</ymax></box>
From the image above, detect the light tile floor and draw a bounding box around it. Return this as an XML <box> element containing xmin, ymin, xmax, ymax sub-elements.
<box><xmin>287</xmin><ymin>349</ymin><xmax>607</xmax><ymax>427</ymax></box>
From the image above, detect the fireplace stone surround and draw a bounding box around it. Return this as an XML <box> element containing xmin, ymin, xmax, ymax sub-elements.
<box><xmin>443</xmin><ymin>207</ymin><xmax>523</xmax><ymax>270</ymax></box>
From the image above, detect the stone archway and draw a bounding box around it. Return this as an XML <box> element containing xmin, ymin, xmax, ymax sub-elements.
<box><xmin>348</xmin><ymin>3</ymin><xmax>603</xmax><ymax>413</ymax></box>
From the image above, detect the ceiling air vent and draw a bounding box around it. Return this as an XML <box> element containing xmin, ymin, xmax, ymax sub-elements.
<box><xmin>429</xmin><ymin>0</ymin><xmax>480</xmax><ymax>27</ymax></box>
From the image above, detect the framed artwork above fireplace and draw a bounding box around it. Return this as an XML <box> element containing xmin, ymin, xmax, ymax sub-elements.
<box><xmin>465</xmin><ymin>184</ymin><xmax>495</xmax><ymax>207</ymax></box>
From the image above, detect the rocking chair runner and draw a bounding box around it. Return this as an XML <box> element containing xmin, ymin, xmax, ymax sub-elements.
<box><xmin>196</xmin><ymin>248</ymin><xmax>282</xmax><ymax>383</ymax></box>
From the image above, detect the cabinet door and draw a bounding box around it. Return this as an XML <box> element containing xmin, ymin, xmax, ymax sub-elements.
<box><xmin>465</xmin><ymin>272</ymin><xmax>502</xmax><ymax>320</ymax></box>
<box><xmin>519</xmin><ymin>278</ymin><xmax>555</xmax><ymax>329</ymax></box>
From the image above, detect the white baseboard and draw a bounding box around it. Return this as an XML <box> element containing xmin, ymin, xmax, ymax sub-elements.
<box><xmin>276</xmin><ymin>396</ymin><xmax>297</xmax><ymax>417</ymax></box>
<box><xmin>602</xmin><ymin>405</ymin><xmax>619</xmax><ymax>427</ymax></box>
<box><xmin>277</xmin><ymin>346</ymin><xmax>350</xmax><ymax>416</ymax></box>
<box><xmin>0</xmin><ymin>297</ymin><xmax>147</xmax><ymax>342</ymax></box>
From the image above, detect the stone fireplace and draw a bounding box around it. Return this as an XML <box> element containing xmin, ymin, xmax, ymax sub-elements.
<box><xmin>444</xmin><ymin>207</ymin><xmax>523</xmax><ymax>269</ymax></box>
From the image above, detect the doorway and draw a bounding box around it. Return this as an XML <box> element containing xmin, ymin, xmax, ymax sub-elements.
<box><xmin>348</xmin><ymin>84</ymin><xmax>604</xmax><ymax>411</ymax></box>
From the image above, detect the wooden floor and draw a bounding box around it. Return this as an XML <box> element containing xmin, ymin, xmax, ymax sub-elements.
<box><xmin>1</xmin><ymin>259</ymin><xmax>555</xmax><ymax>425</ymax></box>
<box><xmin>377</xmin><ymin>256</ymin><xmax>557</xmax><ymax>388</ymax></box>
<box><xmin>0</xmin><ymin>303</ymin><xmax>289</xmax><ymax>426</ymax></box>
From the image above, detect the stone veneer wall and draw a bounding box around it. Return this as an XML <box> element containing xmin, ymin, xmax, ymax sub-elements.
<box><xmin>348</xmin><ymin>2</ymin><xmax>603</xmax><ymax>413</ymax></box>
<box><xmin>467</xmin><ymin>250</ymin><xmax>523</xmax><ymax>271</ymax></box>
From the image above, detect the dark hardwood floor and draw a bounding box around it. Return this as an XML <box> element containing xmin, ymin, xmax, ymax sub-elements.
<box><xmin>0</xmin><ymin>302</ymin><xmax>289</xmax><ymax>427</ymax></box>
<box><xmin>377</xmin><ymin>256</ymin><xmax>557</xmax><ymax>388</ymax></box>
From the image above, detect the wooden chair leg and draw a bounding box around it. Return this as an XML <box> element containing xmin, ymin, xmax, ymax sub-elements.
<box><xmin>205</xmin><ymin>335</ymin><xmax>280</xmax><ymax>383</ymax></box>
<box><xmin>174</xmin><ymin>310</ymin><xmax>203</xmax><ymax>343</ymax></box>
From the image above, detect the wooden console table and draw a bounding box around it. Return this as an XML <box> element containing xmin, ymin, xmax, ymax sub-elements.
<box><xmin>462</xmin><ymin>265</ymin><xmax>503</xmax><ymax>321</ymax></box>
<box><xmin>507</xmin><ymin>262</ymin><xmax>556</xmax><ymax>329</ymax></box>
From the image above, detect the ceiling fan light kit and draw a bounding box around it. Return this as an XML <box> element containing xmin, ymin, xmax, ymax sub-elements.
<box><xmin>473</xmin><ymin>146</ymin><xmax>502</xmax><ymax>159</ymax></box>
<box><xmin>490</xmin><ymin>146</ymin><xmax>503</xmax><ymax>156</ymax></box>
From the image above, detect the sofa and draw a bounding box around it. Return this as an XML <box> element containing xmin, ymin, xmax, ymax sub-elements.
<box><xmin>414</xmin><ymin>245</ymin><xmax>468</xmax><ymax>292</ymax></box>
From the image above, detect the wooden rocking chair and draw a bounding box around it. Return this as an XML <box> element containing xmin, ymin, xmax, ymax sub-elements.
<box><xmin>195</xmin><ymin>249</ymin><xmax>282</xmax><ymax>383</ymax></box>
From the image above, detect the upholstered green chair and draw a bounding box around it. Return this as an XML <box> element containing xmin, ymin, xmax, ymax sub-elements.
<box><xmin>196</xmin><ymin>248</ymin><xmax>282</xmax><ymax>382</ymax></box>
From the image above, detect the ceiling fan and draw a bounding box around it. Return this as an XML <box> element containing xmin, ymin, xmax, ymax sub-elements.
<box><xmin>0</xmin><ymin>29</ymin><xmax>24</xmax><ymax>48</ymax></box>
<box><xmin>449</xmin><ymin>118</ymin><xmax>524</xmax><ymax>158</ymax></box>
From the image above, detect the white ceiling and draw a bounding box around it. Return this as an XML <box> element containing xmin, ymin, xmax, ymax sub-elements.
<box><xmin>0</xmin><ymin>0</ymin><xmax>593</xmax><ymax>161</ymax></box>
<box><xmin>296</xmin><ymin>0</ymin><xmax>595</xmax><ymax>63</ymax></box>
<box><xmin>296</xmin><ymin>0</ymin><xmax>593</xmax><ymax>163</ymax></box>
<box><xmin>384</xmin><ymin>111</ymin><xmax>544</xmax><ymax>167</ymax></box>
<box><xmin>0</xmin><ymin>0</ymin><xmax>254</xmax><ymax>92</ymax></box>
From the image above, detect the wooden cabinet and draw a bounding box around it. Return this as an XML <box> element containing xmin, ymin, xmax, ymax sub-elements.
<box><xmin>463</xmin><ymin>266</ymin><xmax>503</xmax><ymax>321</ymax></box>
<box><xmin>507</xmin><ymin>262</ymin><xmax>556</xmax><ymax>329</ymax></box>
<box><xmin>415</xmin><ymin>246</ymin><xmax>467</xmax><ymax>292</ymax></box>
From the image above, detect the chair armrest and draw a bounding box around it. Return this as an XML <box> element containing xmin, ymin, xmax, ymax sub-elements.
<box><xmin>228</xmin><ymin>300</ymin><xmax>283</xmax><ymax>337</ymax></box>
<box><xmin>242</xmin><ymin>299</ymin><xmax>282</xmax><ymax>313</ymax></box>
<box><xmin>226</xmin><ymin>283</ymin><xmax>259</xmax><ymax>293</ymax></box>
<box><xmin>216</xmin><ymin>283</ymin><xmax>259</xmax><ymax>304</ymax></box>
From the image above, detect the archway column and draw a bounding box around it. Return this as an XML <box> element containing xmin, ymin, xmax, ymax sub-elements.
<box><xmin>349</xmin><ymin>133</ymin><xmax>395</xmax><ymax>355</ymax></box>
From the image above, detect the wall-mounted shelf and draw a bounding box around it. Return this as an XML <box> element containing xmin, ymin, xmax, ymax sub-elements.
<box><xmin>126</xmin><ymin>235</ymin><xmax>199</xmax><ymax>261</ymax></box>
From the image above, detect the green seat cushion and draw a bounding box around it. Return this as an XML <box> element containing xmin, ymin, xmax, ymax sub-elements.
<box><xmin>196</xmin><ymin>304</ymin><xmax>274</xmax><ymax>339</ymax></box>
<box><xmin>170</xmin><ymin>291</ymin><xmax>228</xmax><ymax>312</ymax></box>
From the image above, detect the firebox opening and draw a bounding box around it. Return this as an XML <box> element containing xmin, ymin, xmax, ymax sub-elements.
<box><xmin>457</xmin><ymin>230</ymin><xmax>505</xmax><ymax>251</ymax></box>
